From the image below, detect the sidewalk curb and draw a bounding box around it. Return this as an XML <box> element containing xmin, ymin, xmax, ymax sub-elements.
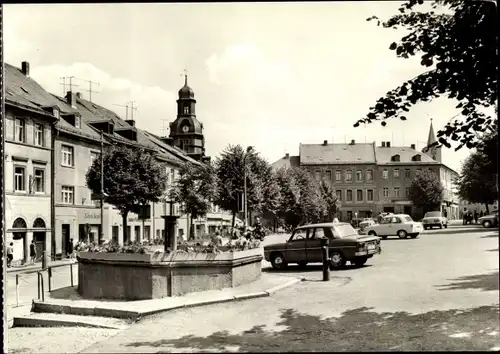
<box><xmin>28</xmin><ymin>276</ymin><xmax>304</xmax><ymax>326</ymax></box>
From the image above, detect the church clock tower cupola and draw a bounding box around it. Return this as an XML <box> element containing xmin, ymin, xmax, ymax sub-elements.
<box><xmin>168</xmin><ymin>72</ymin><xmax>206</xmax><ymax>161</ymax></box>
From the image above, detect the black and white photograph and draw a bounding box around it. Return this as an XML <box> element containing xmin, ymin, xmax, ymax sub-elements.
<box><xmin>1</xmin><ymin>1</ymin><xmax>498</xmax><ymax>352</ymax></box>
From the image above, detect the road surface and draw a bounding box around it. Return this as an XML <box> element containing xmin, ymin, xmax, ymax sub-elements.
<box><xmin>80</xmin><ymin>224</ymin><xmax>499</xmax><ymax>352</ymax></box>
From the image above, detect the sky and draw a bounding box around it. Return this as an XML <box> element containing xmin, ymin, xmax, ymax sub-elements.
<box><xmin>3</xmin><ymin>2</ymin><xmax>481</xmax><ymax>172</ymax></box>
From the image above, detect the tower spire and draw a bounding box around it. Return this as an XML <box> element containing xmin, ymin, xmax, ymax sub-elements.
<box><xmin>427</xmin><ymin>117</ymin><xmax>437</xmax><ymax>146</ymax></box>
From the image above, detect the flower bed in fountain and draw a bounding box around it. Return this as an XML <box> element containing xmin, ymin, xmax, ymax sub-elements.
<box><xmin>76</xmin><ymin>239</ymin><xmax>263</xmax><ymax>300</ymax></box>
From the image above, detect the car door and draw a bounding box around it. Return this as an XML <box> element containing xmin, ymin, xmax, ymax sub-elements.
<box><xmin>306</xmin><ymin>228</ymin><xmax>327</xmax><ymax>263</ymax></box>
<box><xmin>376</xmin><ymin>218</ymin><xmax>391</xmax><ymax>235</ymax></box>
<box><xmin>285</xmin><ymin>228</ymin><xmax>308</xmax><ymax>263</ymax></box>
<box><xmin>390</xmin><ymin>216</ymin><xmax>403</xmax><ymax>234</ymax></box>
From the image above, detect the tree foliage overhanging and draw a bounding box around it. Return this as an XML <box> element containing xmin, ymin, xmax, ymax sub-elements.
<box><xmin>355</xmin><ymin>0</ymin><xmax>498</xmax><ymax>151</ymax></box>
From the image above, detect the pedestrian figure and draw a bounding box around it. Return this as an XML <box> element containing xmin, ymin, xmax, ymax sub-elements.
<box><xmin>29</xmin><ymin>240</ymin><xmax>37</xmax><ymax>264</ymax></box>
<box><xmin>7</xmin><ymin>242</ymin><xmax>14</xmax><ymax>268</ymax></box>
<box><xmin>463</xmin><ymin>208</ymin><xmax>468</xmax><ymax>225</ymax></box>
<box><xmin>68</xmin><ymin>238</ymin><xmax>74</xmax><ymax>259</ymax></box>
<box><xmin>474</xmin><ymin>211</ymin><xmax>478</xmax><ymax>224</ymax></box>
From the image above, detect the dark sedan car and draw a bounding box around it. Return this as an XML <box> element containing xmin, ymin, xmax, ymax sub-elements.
<box><xmin>264</xmin><ymin>222</ymin><xmax>381</xmax><ymax>270</ymax></box>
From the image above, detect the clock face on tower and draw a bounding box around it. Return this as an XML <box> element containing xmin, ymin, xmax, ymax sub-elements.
<box><xmin>182</xmin><ymin>125</ymin><xmax>189</xmax><ymax>133</ymax></box>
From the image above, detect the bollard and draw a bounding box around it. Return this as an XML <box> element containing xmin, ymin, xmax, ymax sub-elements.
<box><xmin>37</xmin><ymin>272</ymin><xmax>41</xmax><ymax>300</ymax></box>
<box><xmin>16</xmin><ymin>274</ymin><xmax>20</xmax><ymax>307</ymax></box>
<box><xmin>40</xmin><ymin>272</ymin><xmax>45</xmax><ymax>302</ymax></box>
<box><xmin>321</xmin><ymin>238</ymin><xmax>330</xmax><ymax>281</ymax></box>
<box><xmin>70</xmin><ymin>263</ymin><xmax>74</xmax><ymax>287</ymax></box>
<box><xmin>48</xmin><ymin>267</ymin><xmax>52</xmax><ymax>292</ymax></box>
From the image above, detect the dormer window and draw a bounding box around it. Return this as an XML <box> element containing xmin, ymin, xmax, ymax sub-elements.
<box><xmin>391</xmin><ymin>154</ymin><xmax>400</xmax><ymax>162</ymax></box>
<box><xmin>62</xmin><ymin>113</ymin><xmax>81</xmax><ymax>128</ymax></box>
<box><xmin>75</xmin><ymin>116</ymin><xmax>81</xmax><ymax>128</ymax></box>
<box><xmin>53</xmin><ymin>108</ymin><xmax>60</xmax><ymax>119</ymax></box>
<box><xmin>411</xmin><ymin>154</ymin><xmax>421</xmax><ymax>162</ymax></box>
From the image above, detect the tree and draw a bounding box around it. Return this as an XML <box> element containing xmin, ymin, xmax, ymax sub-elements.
<box><xmin>319</xmin><ymin>180</ymin><xmax>341</xmax><ymax>221</ymax></box>
<box><xmin>86</xmin><ymin>145</ymin><xmax>167</xmax><ymax>243</ymax></box>
<box><xmin>275</xmin><ymin>167</ymin><xmax>326</xmax><ymax>228</ymax></box>
<box><xmin>408</xmin><ymin>169</ymin><xmax>444</xmax><ymax>213</ymax></box>
<box><xmin>476</xmin><ymin>128</ymin><xmax>498</xmax><ymax>177</ymax></box>
<box><xmin>456</xmin><ymin>151</ymin><xmax>498</xmax><ymax>213</ymax></box>
<box><xmin>214</xmin><ymin>145</ymin><xmax>274</xmax><ymax>229</ymax></box>
<box><xmin>170</xmin><ymin>162</ymin><xmax>217</xmax><ymax>240</ymax></box>
<box><xmin>355</xmin><ymin>0</ymin><xmax>498</xmax><ymax>151</ymax></box>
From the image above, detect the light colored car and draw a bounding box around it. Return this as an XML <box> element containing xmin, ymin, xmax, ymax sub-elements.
<box><xmin>422</xmin><ymin>211</ymin><xmax>448</xmax><ymax>229</ymax></box>
<box><xmin>359</xmin><ymin>218</ymin><xmax>376</xmax><ymax>230</ymax></box>
<box><xmin>264</xmin><ymin>222</ymin><xmax>381</xmax><ymax>270</ymax></box>
<box><xmin>478</xmin><ymin>210</ymin><xmax>499</xmax><ymax>228</ymax></box>
<box><xmin>365</xmin><ymin>214</ymin><xmax>423</xmax><ymax>240</ymax></box>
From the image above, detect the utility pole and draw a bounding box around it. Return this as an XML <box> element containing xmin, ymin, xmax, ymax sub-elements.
<box><xmin>100</xmin><ymin>131</ymin><xmax>105</xmax><ymax>245</ymax></box>
<box><xmin>81</xmin><ymin>79</ymin><xmax>100</xmax><ymax>103</ymax></box>
<box><xmin>113</xmin><ymin>103</ymin><xmax>129</xmax><ymax>120</ymax></box>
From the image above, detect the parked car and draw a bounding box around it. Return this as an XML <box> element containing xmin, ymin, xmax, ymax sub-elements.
<box><xmin>478</xmin><ymin>210</ymin><xmax>499</xmax><ymax>228</ymax></box>
<box><xmin>365</xmin><ymin>214</ymin><xmax>423</xmax><ymax>239</ymax></box>
<box><xmin>359</xmin><ymin>218</ymin><xmax>376</xmax><ymax>231</ymax></box>
<box><xmin>264</xmin><ymin>222</ymin><xmax>381</xmax><ymax>270</ymax></box>
<box><xmin>422</xmin><ymin>211</ymin><xmax>448</xmax><ymax>229</ymax></box>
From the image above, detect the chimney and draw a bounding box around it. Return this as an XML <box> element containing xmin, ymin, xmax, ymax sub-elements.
<box><xmin>386</xmin><ymin>141</ymin><xmax>391</xmax><ymax>147</ymax></box>
<box><xmin>21</xmin><ymin>61</ymin><xmax>30</xmax><ymax>77</ymax></box>
<box><xmin>125</xmin><ymin>120</ymin><xmax>135</xmax><ymax>127</ymax></box>
<box><xmin>323</xmin><ymin>140</ymin><xmax>328</xmax><ymax>146</ymax></box>
<box><xmin>411</xmin><ymin>144</ymin><xmax>416</xmax><ymax>150</ymax></box>
<box><xmin>382</xmin><ymin>141</ymin><xmax>386</xmax><ymax>147</ymax></box>
<box><xmin>350</xmin><ymin>139</ymin><xmax>355</xmax><ymax>145</ymax></box>
<box><xmin>65</xmin><ymin>91</ymin><xmax>77</xmax><ymax>108</ymax></box>
<box><xmin>285</xmin><ymin>153</ymin><xmax>290</xmax><ymax>159</ymax></box>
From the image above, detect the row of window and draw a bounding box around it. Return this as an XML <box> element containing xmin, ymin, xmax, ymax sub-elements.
<box><xmin>14</xmin><ymin>118</ymin><xmax>46</xmax><ymax>147</ymax></box>
<box><xmin>60</xmin><ymin>144</ymin><xmax>100</xmax><ymax>168</ymax></box>
<box><xmin>317</xmin><ymin>167</ymin><xmax>435</xmax><ymax>183</ymax></box>
<box><xmin>14</xmin><ymin>166</ymin><xmax>45</xmax><ymax>193</ymax></box>
<box><xmin>335</xmin><ymin>187</ymin><xmax>410</xmax><ymax>202</ymax></box>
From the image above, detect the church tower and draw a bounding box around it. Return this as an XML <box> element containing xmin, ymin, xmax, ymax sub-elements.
<box><xmin>422</xmin><ymin>118</ymin><xmax>442</xmax><ymax>162</ymax></box>
<box><xmin>169</xmin><ymin>73</ymin><xmax>206</xmax><ymax>161</ymax></box>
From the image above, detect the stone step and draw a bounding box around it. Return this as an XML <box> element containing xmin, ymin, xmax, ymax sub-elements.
<box><xmin>13</xmin><ymin>312</ymin><xmax>131</xmax><ymax>329</ymax></box>
<box><xmin>32</xmin><ymin>300</ymin><xmax>141</xmax><ymax>320</ymax></box>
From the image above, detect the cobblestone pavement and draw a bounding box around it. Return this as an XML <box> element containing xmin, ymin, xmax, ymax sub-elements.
<box><xmin>82</xmin><ymin>226</ymin><xmax>499</xmax><ymax>352</ymax></box>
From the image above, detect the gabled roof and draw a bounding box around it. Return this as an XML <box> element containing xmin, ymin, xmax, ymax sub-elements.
<box><xmin>271</xmin><ymin>155</ymin><xmax>300</xmax><ymax>170</ymax></box>
<box><xmin>5</xmin><ymin>63</ymin><xmax>67</xmax><ymax>117</ymax></box>
<box><xmin>299</xmin><ymin>143</ymin><xmax>376</xmax><ymax>165</ymax></box>
<box><xmin>374</xmin><ymin>146</ymin><xmax>438</xmax><ymax>164</ymax></box>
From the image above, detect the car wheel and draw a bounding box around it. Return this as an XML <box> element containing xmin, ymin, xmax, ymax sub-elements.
<box><xmin>353</xmin><ymin>257</ymin><xmax>367</xmax><ymax>267</ymax></box>
<box><xmin>483</xmin><ymin>220</ymin><xmax>492</xmax><ymax>228</ymax></box>
<box><xmin>444</xmin><ymin>224</ymin><xmax>448</xmax><ymax>228</ymax></box>
<box><xmin>439</xmin><ymin>224</ymin><xmax>443</xmax><ymax>229</ymax></box>
<box><xmin>424</xmin><ymin>226</ymin><xmax>428</xmax><ymax>230</ymax></box>
<box><xmin>329</xmin><ymin>252</ymin><xmax>346</xmax><ymax>270</ymax></box>
<box><xmin>368</xmin><ymin>231</ymin><xmax>377</xmax><ymax>236</ymax></box>
<box><xmin>398</xmin><ymin>230</ymin><xmax>408</xmax><ymax>239</ymax></box>
<box><xmin>270</xmin><ymin>253</ymin><xmax>287</xmax><ymax>270</ymax></box>
<box><xmin>297</xmin><ymin>261</ymin><xmax>307</xmax><ymax>269</ymax></box>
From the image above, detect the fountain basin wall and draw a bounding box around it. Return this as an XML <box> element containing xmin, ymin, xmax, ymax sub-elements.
<box><xmin>77</xmin><ymin>247</ymin><xmax>263</xmax><ymax>300</ymax></box>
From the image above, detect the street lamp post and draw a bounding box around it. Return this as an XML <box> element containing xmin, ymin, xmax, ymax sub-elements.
<box><xmin>243</xmin><ymin>146</ymin><xmax>253</xmax><ymax>232</ymax></box>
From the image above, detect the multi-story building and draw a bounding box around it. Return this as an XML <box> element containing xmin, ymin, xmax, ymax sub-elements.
<box><xmin>272</xmin><ymin>122</ymin><xmax>460</xmax><ymax>221</ymax></box>
<box><xmin>6</xmin><ymin>60</ymin><xmax>232</xmax><ymax>261</ymax></box>
<box><xmin>4</xmin><ymin>62</ymin><xmax>57</xmax><ymax>264</ymax></box>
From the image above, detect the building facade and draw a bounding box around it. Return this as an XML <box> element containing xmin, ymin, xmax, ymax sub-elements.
<box><xmin>272</xmin><ymin>123</ymin><xmax>460</xmax><ymax>222</ymax></box>
<box><xmin>4</xmin><ymin>62</ymin><xmax>56</xmax><ymax>264</ymax></box>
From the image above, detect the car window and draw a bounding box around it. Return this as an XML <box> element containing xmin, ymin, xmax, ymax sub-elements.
<box><xmin>391</xmin><ymin>217</ymin><xmax>402</xmax><ymax>224</ymax></box>
<box><xmin>380</xmin><ymin>218</ymin><xmax>391</xmax><ymax>224</ymax></box>
<box><xmin>291</xmin><ymin>229</ymin><xmax>307</xmax><ymax>241</ymax></box>
<box><xmin>425</xmin><ymin>212</ymin><xmax>441</xmax><ymax>218</ymax></box>
<box><xmin>312</xmin><ymin>228</ymin><xmax>328</xmax><ymax>239</ymax></box>
<box><xmin>403</xmin><ymin>216</ymin><xmax>413</xmax><ymax>223</ymax></box>
<box><xmin>333</xmin><ymin>224</ymin><xmax>358</xmax><ymax>238</ymax></box>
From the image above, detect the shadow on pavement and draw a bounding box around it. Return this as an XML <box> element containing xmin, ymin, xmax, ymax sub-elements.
<box><xmin>426</xmin><ymin>228</ymin><xmax>493</xmax><ymax>236</ymax></box>
<box><xmin>436</xmin><ymin>271</ymin><xmax>499</xmax><ymax>292</ymax></box>
<box><xmin>263</xmin><ymin>263</ymin><xmax>372</xmax><ymax>274</ymax></box>
<box><xmin>481</xmin><ymin>233</ymin><xmax>499</xmax><ymax>239</ymax></box>
<box><xmin>125</xmin><ymin>305</ymin><xmax>500</xmax><ymax>352</ymax></box>
<box><xmin>49</xmin><ymin>286</ymin><xmax>82</xmax><ymax>300</ymax></box>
